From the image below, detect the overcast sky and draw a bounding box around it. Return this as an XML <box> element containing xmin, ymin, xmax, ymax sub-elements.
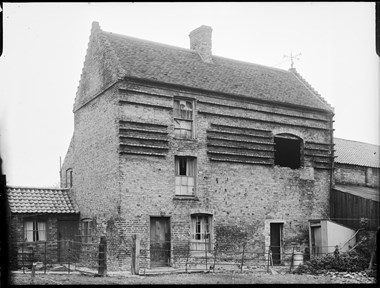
<box><xmin>0</xmin><ymin>2</ymin><xmax>378</xmax><ymax>187</ymax></box>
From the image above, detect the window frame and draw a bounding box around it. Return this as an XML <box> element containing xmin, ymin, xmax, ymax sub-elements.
<box><xmin>66</xmin><ymin>168</ymin><xmax>73</xmax><ymax>188</ymax></box>
<box><xmin>173</xmin><ymin>98</ymin><xmax>195</xmax><ymax>139</ymax></box>
<box><xmin>24</xmin><ymin>219</ymin><xmax>47</xmax><ymax>242</ymax></box>
<box><xmin>175</xmin><ymin>156</ymin><xmax>197</xmax><ymax>196</ymax></box>
<box><xmin>81</xmin><ymin>219</ymin><xmax>92</xmax><ymax>243</ymax></box>
<box><xmin>273</xmin><ymin>134</ymin><xmax>303</xmax><ymax>169</ymax></box>
<box><xmin>190</xmin><ymin>214</ymin><xmax>213</xmax><ymax>252</ymax></box>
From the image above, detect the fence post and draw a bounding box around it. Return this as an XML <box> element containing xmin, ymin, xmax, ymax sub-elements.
<box><xmin>185</xmin><ymin>239</ymin><xmax>190</xmax><ymax>273</ymax></box>
<box><xmin>204</xmin><ymin>235</ymin><xmax>208</xmax><ymax>271</ymax></box>
<box><xmin>266</xmin><ymin>247</ymin><xmax>271</xmax><ymax>273</ymax></box>
<box><xmin>213</xmin><ymin>243</ymin><xmax>217</xmax><ymax>273</ymax></box>
<box><xmin>98</xmin><ymin>236</ymin><xmax>107</xmax><ymax>277</ymax></box>
<box><xmin>22</xmin><ymin>241</ymin><xmax>25</xmax><ymax>274</ymax></box>
<box><xmin>289</xmin><ymin>246</ymin><xmax>295</xmax><ymax>273</ymax></box>
<box><xmin>131</xmin><ymin>234</ymin><xmax>140</xmax><ymax>275</ymax></box>
<box><xmin>44</xmin><ymin>241</ymin><xmax>47</xmax><ymax>274</ymax></box>
<box><xmin>241</xmin><ymin>243</ymin><xmax>246</xmax><ymax>273</ymax></box>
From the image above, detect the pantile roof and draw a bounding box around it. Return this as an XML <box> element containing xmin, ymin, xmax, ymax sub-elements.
<box><xmin>91</xmin><ymin>22</ymin><xmax>333</xmax><ymax>113</ymax></box>
<box><xmin>7</xmin><ymin>187</ymin><xmax>79</xmax><ymax>214</ymax></box>
<box><xmin>334</xmin><ymin>184</ymin><xmax>379</xmax><ymax>202</ymax></box>
<box><xmin>334</xmin><ymin>138</ymin><xmax>380</xmax><ymax>168</ymax></box>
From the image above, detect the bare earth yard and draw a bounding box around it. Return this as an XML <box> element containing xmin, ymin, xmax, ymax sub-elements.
<box><xmin>9</xmin><ymin>271</ymin><xmax>377</xmax><ymax>285</ymax></box>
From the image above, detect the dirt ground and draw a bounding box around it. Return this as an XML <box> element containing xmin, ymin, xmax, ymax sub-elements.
<box><xmin>9</xmin><ymin>271</ymin><xmax>377</xmax><ymax>285</ymax></box>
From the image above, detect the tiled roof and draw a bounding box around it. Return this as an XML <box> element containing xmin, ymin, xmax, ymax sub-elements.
<box><xmin>334</xmin><ymin>184</ymin><xmax>380</xmax><ymax>202</ymax></box>
<box><xmin>7</xmin><ymin>187</ymin><xmax>79</xmax><ymax>214</ymax></box>
<box><xmin>334</xmin><ymin>138</ymin><xmax>380</xmax><ymax>168</ymax></box>
<box><xmin>95</xmin><ymin>23</ymin><xmax>333</xmax><ymax>113</ymax></box>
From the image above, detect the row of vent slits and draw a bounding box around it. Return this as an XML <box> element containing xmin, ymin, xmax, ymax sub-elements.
<box><xmin>304</xmin><ymin>141</ymin><xmax>334</xmax><ymax>170</ymax></box>
<box><xmin>119</xmin><ymin>120</ymin><xmax>169</xmax><ymax>157</ymax></box>
<box><xmin>206</xmin><ymin>123</ymin><xmax>274</xmax><ymax>165</ymax></box>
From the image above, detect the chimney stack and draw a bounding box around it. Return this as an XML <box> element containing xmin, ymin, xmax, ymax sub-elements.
<box><xmin>189</xmin><ymin>25</ymin><xmax>213</xmax><ymax>63</ymax></box>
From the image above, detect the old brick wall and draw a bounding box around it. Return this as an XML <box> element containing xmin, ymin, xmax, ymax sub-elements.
<box><xmin>9</xmin><ymin>214</ymin><xmax>60</xmax><ymax>268</ymax></box>
<box><xmin>71</xmin><ymin>85</ymin><xmax>120</xmax><ymax>220</ymax></box>
<box><xmin>334</xmin><ymin>163</ymin><xmax>379</xmax><ymax>188</ymax></box>
<box><xmin>113</xmin><ymin>80</ymin><xmax>333</xmax><ymax>268</ymax></box>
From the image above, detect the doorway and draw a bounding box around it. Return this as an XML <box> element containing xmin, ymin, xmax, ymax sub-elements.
<box><xmin>270</xmin><ymin>223</ymin><xmax>283</xmax><ymax>265</ymax></box>
<box><xmin>58</xmin><ymin>220</ymin><xmax>79</xmax><ymax>262</ymax></box>
<box><xmin>150</xmin><ymin>217</ymin><xmax>171</xmax><ymax>267</ymax></box>
<box><xmin>310</xmin><ymin>225</ymin><xmax>322</xmax><ymax>256</ymax></box>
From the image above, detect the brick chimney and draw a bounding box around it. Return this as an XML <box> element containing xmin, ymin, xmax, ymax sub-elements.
<box><xmin>189</xmin><ymin>25</ymin><xmax>213</xmax><ymax>63</ymax></box>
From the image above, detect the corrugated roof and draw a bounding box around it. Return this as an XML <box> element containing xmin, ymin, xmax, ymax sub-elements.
<box><xmin>94</xmin><ymin>23</ymin><xmax>333</xmax><ymax>113</ymax></box>
<box><xmin>334</xmin><ymin>138</ymin><xmax>380</xmax><ymax>168</ymax></box>
<box><xmin>334</xmin><ymin>184</ymin><xmax>380</xmax><ymax>202</ymax></box>
<box><xmin>7</xmin><ymin>187</ymin><xmax>79</xmax><ymax>214</ymax></box>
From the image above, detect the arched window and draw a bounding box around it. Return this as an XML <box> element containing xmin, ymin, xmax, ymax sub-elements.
<box><xmin>274</xmin><ymin>133</ymin><xmax>303</xmax><ymax>169</ymax></box>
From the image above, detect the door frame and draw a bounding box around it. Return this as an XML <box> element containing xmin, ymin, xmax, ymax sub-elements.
<box><xmin>149</xmin><ymin>216</ymin><xmax>171</xmax><ymax>267</ymax></box>
<box><xmin>57</xmin><ymin>218</ymin><xmax>79</xmax><ymax>262</ymax></box>
<box><xmin>270</xmin><ymin>222</ymin><xmax>283</xmax><ymax>265</ymax></box>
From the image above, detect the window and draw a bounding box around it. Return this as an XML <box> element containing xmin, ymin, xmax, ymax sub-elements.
<box><xmin>274</xmin><ymin>134</ymin><xmax>302</xmax><ymax>169</ymax></box>
<box><xmin>173</xmin><ymin>99</ymin><xmax>194</xmax><ymax>139</ymax></box>
<box><xmin>191</xmin><ymin>214</ymin><xmax>212</xmax><ymax>252</ymax></box>
<box><xmin>24</xmin><ymin>220</ymin><xmax>46</xmax><ymax>242</ymax></box>
<box><xmin>81</xmin><ymin>219</ymin><xmax>92</xmax><ymax>243</ymax></box>
<box><xmin>66</xmin><ymin>169</ymin><xmax>73</xmax><ymax>188</ymax></box>
<box><xmin>175</xmin><ymin>156</ymin><xmax>196</xmax><ymax>195</ymax></box>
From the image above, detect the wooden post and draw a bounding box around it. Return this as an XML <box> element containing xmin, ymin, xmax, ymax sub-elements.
<box><xmin>185</xmin><ymin>239</ymin><xmax>190</xmax><ymax>273</ymax></box>
<box><xmin>204</xmin><ymin>235</ymin><xmax>208</xmax><ymax>270</ymax></box>
<box><xmin>98</xmin><ymin>236</ymin><xmax>107</xmax><ymax>277</ymax></box>
<box><xmin>44</xmin><ymin>241</ymin><xmax>47</xmax><ymax>274</ymax></box>
<box><xmin>213</xmin><ymin>243</ymin><xmax>217</xmax><ymax>273</ymax></box>
<box><xmin>289</xmin><ymin>247</ymin><xmax>295</xmax><ymax>272</ymax></box>
<box><xmin>131</xmin><ymin>234</ymin><xmax>140</xmax><ymax>275</ymax></box>
<box><xmin>241</xmin><ymin>243</ymin><xmax>246</xmax><ymax>273</ymax></box>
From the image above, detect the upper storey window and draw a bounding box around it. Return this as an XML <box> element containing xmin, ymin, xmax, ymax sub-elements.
<box><xmin>274</xmin><ymin>134</ymin><xmax>302</xmax><ymax>169</ymax></box>
<box><xmin>174</xmin><ymin>99</ymin><xmax>194</xmax><ymax>139</ymax></box>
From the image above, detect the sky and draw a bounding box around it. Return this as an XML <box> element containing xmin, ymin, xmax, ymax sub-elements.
<box><xmin>0</xmin><ymin>2</ymin><xmax>378</xmax><ymax>187</ymax></box>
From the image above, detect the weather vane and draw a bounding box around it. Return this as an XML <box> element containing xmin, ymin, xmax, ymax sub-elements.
<box><xmin>283</xmin><ymin>52</ymin><xmax>302</xmax><ymax>68</ymax></box>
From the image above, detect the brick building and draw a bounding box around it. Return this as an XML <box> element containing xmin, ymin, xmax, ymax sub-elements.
<box><xmin>61</xmin><ymin>22</ymin><xmax>335</xmax><ymax>269</ymax></box>
<box><xmin>331</xmin><ymin>138</ymin><xmax>379</xmax><ymax>230</ymax></box>
<box><xmin>7</xmin><ymin>187</ymin><xmax>79</xmax><ymax>268</ymax></box>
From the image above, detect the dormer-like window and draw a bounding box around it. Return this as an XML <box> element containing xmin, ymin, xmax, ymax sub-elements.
<box><xmin>274</xmin><ymin>134</ymin><xmax>302</xmax><ymax>169</ymax></box>
<box><xmin>174</xmin><ymin>99</ymin><xmax>194</xmax><ymax>139</ymax></box>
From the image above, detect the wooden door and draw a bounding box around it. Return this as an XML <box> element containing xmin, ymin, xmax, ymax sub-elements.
<box><xmin>311</xmin><ymin>226</ymin><xmax>322</xmax><ymax>256</ymax></box>
<box><xmin>270</xmin><ymin>223</ymin><xmax>282</xmax><ymax>265</ymax></box>
<box><xmin>58</xmin><ymin>220</ymin><xmax>79</xmax><ymax>262</ymax></box>
<box><xmin>150</xmin><ymin>217</ymin><xmax>170</xmax><ymax>267</ymax></box>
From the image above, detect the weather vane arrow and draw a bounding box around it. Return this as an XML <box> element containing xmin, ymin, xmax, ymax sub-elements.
<box><xmin>283</xmin><ymin>52</ymin><xmax>302</xmax><ymax>68</ymax></box>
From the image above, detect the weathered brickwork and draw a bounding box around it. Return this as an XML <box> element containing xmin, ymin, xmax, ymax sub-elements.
<box><xmin>334</xmin><ymin>163</ymin><xmax>379</xmax><ymax>188</ymax></box>
<box><xmin>9</xmin><ymin>214</ymin><xmax>80</xmax><ymax>268</ymax></box>
<box><xmin>62</xmin><ymin>25</ymin><xmax>334</xmax><ymax>270</ymax></box>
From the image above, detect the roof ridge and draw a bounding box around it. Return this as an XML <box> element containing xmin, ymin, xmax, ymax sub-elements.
<box><xmin>103</xmin><ymin>30</ymin><xmax>291</xmax><ymax>74</ymax></box>
<box><xmin>289</xmin><ymin>68</ymin><xmax>334</xmax><ymax>113</ymax></box>
<box><xmin>334</xmin><ymin>137</ymin><xmax>380</xmax><ymax>147</ymax></box>
<box><xmin>7</xmin><ymin>186</ymin><xmax>70</xmax><ymax>191</ymax></box>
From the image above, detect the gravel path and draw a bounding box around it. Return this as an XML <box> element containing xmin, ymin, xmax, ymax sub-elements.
<box><xmin>10</xmin><ymin>271</ymin><xmax>377</xmax><ymax>285</ymax></box>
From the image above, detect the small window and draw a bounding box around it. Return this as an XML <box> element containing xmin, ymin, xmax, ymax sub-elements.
<box><xmin>24</xmin><ymin>220</ymin><xmax>46</xmax><ymax>242</ymax></box>
<box><xmin>174</xmin><ymin>99</ymin><xmax>194</xmax><ymax>139</ymax></box>
<box><xmin>274</xmin><ymin>134</ymin><xmax>302</xmax><ymax>169</ymax></box>
<box><xmin>66</xmin><ymin>169</ymin><xmax>73</xmax><ymax>188</ymax></box>
<box><xmin>81</xmin><ymin>219</ymin><xmax>92</xmax><ymax>243</ymax></box>
<box><xmin>175</xmin><ymin>156</ymin><xmax>196</xmax><ymax>195</ymax></box>
<box><xmin>191</xmin><ymin>214</ymin><xmax>212</xmax><ymax>252</ymax></box>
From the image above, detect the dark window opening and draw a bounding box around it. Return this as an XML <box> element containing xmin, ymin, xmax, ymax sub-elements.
<box><xmin>274</xmin><ymin>135</ymin><xmax>302</xmax><ymax>169</ymax></box>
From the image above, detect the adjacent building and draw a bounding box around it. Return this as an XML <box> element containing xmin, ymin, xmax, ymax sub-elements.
<box><xmin>332</xmin><ymin>138</ymin><xmax>379</xmax><ymax>230</ymax></box>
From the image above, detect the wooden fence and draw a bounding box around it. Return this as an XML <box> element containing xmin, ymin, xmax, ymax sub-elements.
<box><xmin>331</xmin><ymin>189</ymin><xmax>380</xmax><ymax>230</ymax></box>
